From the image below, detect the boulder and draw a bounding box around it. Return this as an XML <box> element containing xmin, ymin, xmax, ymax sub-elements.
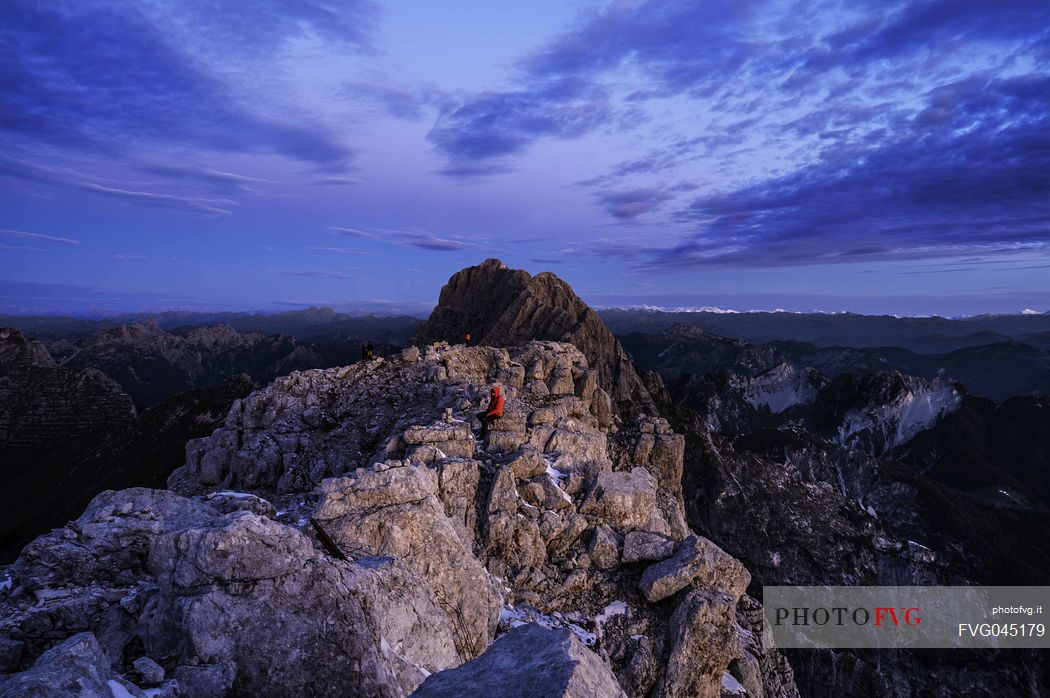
<box><xmin>657</xmin><ymin>589</ymin><xmax>739</xmax><ymax>698</ymax></box>
<box><xmin>622</xmin><ymin>531</ymin><xmax>675</xmax><ymax>564</ymax></box>
<box><xmin>504</xmin><ymin>447</ymin><xmax>548</xmax><ymax>479</ymax></box>
<box><xmin>579</xmin><ymin>469</ymin><xmax>658</xmax><ymax>532</ymax></box>
<box><xmin>412</xmin><ymin>623</ymin><xmax>627</xmax><ymax>698</ymax></box>
<box><xmin>146</xmin><ymin>512</ymin><xmax>464</xmax><ymax>697</ymax></box>
<box><xmin>314</xmin><ymin>463</ymin><xmax>503</xmax><ymax>660</ymax></box>
<box><xmin>588</xmin><ymin>525</ymin><xmax>622</xmax><ymax>571</ymax></box>
<box><xmin>639</xmin><ymin>535</ymin><xmax>751</xmax><ymax>603</ymax></box>
<box><xmin>0</xmin><ymin>632</ymin><xmax>122</xmax><ymax>698</ymax></box>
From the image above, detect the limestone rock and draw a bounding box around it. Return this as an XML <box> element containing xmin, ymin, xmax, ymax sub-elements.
<box><xmin>314</xmin><ymin>463</ymin><xmax>503</xmax><ymax>660</ymax></box>
<box><xmin>588</xmin><ymin>524</ymin><xmax>622</xmax><ymax>570</ymax></box>
<box><xmin>657</xmin><ymin>589</ymin><xmax>739</xmax><ymax>698</ymax></box>
<box><xmin>640</xmin><ymin>535</ymin><xmax>751</xmax><ymax>603</ymax></box>
<box><xmin>579</xmin><ymin>468</ymin><xmax>659</xmax><ymax>533</ymax></box>
<box><xmin>504</xmin><ymin>447</ymin><xmax>548</xmax><ymax>479</ymax></box>
<box><xmin>622</xmin><ymin>531</ymin><xmax>675</xmax><ymax>564</ymax></box>
<box><xmin>0</xmin><ymin>632</ymin><xmax>120</xmax><ymax>698</ymax></box>
<box><xmin>132</xmin><ymin>655</ymin><xmax>165</xmax><ymax>684</ymax></box>
<box><xmin>415</xmin><ymin>259</ymin><xmax>656</xmax><ymax>418</ymax></box>
<box><xmin>147</xmin><ymin>512</ymin><xmax>463</xmax><ymax>696</ymax></box>
<box><xmin>412</xmin><ymin>623</ymin><xmax>627</xmax><ymax>698</ymax></box>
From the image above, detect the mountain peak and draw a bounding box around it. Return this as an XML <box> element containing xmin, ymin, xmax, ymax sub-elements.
<box><xmin>418</xmin><ymin>260</ymin><xmax>655</xmax><ymax>417</ymax></box>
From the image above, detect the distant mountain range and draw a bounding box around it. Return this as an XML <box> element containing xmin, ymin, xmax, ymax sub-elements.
<box><xmin>600</xmin><ymin>307</ymin><xmax>1050</xmax><ymax>353</ymax></box>
<box><xmin>0</xmin><ymin>306</ymin><xmax>421</xmax><ymax>343</ymax></box>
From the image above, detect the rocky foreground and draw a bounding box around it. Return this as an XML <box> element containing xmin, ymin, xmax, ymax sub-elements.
<box><xmin>0</xmin><ymin>339</ymin><xmax>797</xmax><ymax>697</ymax></box>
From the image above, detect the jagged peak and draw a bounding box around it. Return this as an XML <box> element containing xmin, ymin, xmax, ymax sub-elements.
<box><xmin>417</xmin><ymin>260</ymin><xmax>656</xmax><ymax>418</ymax></box>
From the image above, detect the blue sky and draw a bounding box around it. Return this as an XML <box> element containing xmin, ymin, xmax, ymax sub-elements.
<box><xmin>2</xmin><ymin>0</ymin><xmax>1048</xmax><ymax>317</ymax></box>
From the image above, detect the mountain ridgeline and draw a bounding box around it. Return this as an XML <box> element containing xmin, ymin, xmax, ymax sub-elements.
<box><xmin>0</xmin><ymin>261</ymin><xmax>1047</xmax><ymax>697</ymax></box>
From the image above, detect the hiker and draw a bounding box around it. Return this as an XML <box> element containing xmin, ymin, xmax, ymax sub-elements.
<box><xmin>475</xmin><ymin>384</ymin><xmax>504</xmax><ymax>439</ymax></box>
<box><xmin>360</xmin><ymin>342</ymin><xmax>368</xmax><ymax>361</ymax></box>
<box><xmin>464</xmin><ymin>331</ymin><xmax>472</xmax><ymax>346</ymax></box>
<box><xmin>366</xmin><ymin>341</ymin><xmax>374</xmax><ymax>360</ymax></box>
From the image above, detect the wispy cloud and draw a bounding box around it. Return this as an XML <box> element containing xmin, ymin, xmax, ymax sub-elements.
<box><xmin>139</xmin><ymin>164</ymin><xmax>272</xmax><ymax>194</ymax></box>
<box><xmin>283</xmin><ymin>269</ymin><xmax>354</xmax><ymax>279</ymax></box>
<box><xmin>0</xmin><ymin>228</ymin><xmax>79</xmax><ymax>244</ymax></box>
<box><xmin>306</xmin><ymin>246</ymin><xmax>374</xmax><ymax>256</ymax></box>
<box><xmin>2</xmin><ymin>0</ymin><xmax>358</xmax><ymax>169</ymax></box>
<box><xmin>331</xmin><ymin>226</ymin><xmax>468</xmax><ymax>251</ymax></box>
<box><xmin>76</xmin><ymin>182</ymin><xmax>234</xmax><ymax>215</ymax></box>
<box><xmin>0</xmin><ymin>157</ymin><xmax>236</xmax><ymax>215</ymax></box>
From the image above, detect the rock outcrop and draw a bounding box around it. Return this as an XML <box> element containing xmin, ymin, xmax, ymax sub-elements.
<box><xmin>54</xmin><ymin>321</ymin><xmax>330</xmax><ymax>408</ymax></box>
<box><xmin>0</xmin><ymin>328</ymin><xmax>136</xmax><ymax>450</ymax></box>
<box><xmin>412</xmin><ymin>623</ymin><xmax>627</xmax><ymax>698</ymax></box>
<box><xmin>1</xmin><ymin>338</ymin><xmax>796</xmax><ymax>697</ymax></box>
<box><xmin>417</xmin><ymin>259</ymin><xmax>656</xmax><ymax>418</ymax></box>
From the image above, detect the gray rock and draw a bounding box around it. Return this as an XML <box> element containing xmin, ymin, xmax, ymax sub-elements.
<box><xmin>622</xmin><ymin>531</ymin><xmax>675</xmax><ymax>564</ymax></box>
<box><xmin>0</xmin><ymin>632</ymin><xmax>118</xmax><ymax>698</ymax></box>
<box><xmin>148</xmin><ymin>512</ymin><xmax>464</xmax><ymax>697</ymax></box>
<box><xmin>579</xmin><ymin>468</ymin><xmax>659</xmax><ymax>532</ymax></box>
<box><xmin>173</xmin><ymin>662</ymin><xmax>235</xmax><ymax>698</ymax></box>
<box><xmin>657</xmin><ymin>589</ymin><xmax>739</xmax><ymax>698</ymax></box>
<box><xmin>133</xmin><ymin>655</ymin><xmax>165</xmax><ymax>684</ymax></box>
<box><xmin>503</xmin><ymin>447</ymin><xmax>548</xmax><ymax>479</ymax></box>
<box><xmin>640</xmin><ymin>535</ymin><xmax>751</xmax><ymax>603</ymax></box>
<box><xmin>412</xmin><ymin>623</ymin><xmax>627</xmax><ymax>698</ymax></box>
<box><xmin>588</xmin><ymin>524</ymin><xmax>622</xmax><ymax>571</ymax></box>
<box><xmin>315</xmin><ymin>463</ymin><xmax>503</xmax><ymax>661</ymax></box>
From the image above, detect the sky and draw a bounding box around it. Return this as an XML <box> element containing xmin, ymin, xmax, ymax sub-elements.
<box><xmin>1</xmin><ymin>0</ymin><xmax>1048</xmax><ymax>317</ymax></box>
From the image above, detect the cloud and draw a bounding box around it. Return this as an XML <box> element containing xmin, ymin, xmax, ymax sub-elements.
<box><xmin>0</xmin><ymin>157</ymin><xmax>233</xmax><ymax>215</ymax></box>
<box><xmin>331</xmin><ymin>226</ymin><xmax>468</xmax><ymax>251</ymax></box>
<box><xmin>311</xmin><ymin>176</ymin><xmax>363</xmax><ymax>186</ymax></box>
<box><xmin>332</xmin><ymin>226</ymin><xmax>378</xmax><ymax>240</ymax></box>
<box><xmin>801</xmin><ymin>0</ymin><xmax>1050</xmax><ymax>77</ymax></box>
<box><xmin>74</xmin><ymin>183</ymin><xmax>234</xmax><ymax>216</ymax></box>
<box><xmin>283</xmin><ymin>270</ymin><xmax>354</xmax><ymax>279</ymax></box>
<box><xmin>648</xmin><ymin>73</ymin><xmax>1050</xmax><ymax>269</ymax></box>
<box><xmin>427</xmin><ymin>79</ymin><xmax>613</xmax><ymax>170</ymax></box>
<box><xmin>306</xmin><ymin>246</ymin><xmax>374</xmax><ymax>256</ymax></box>
<box><xmin>139</xmin><ymin>164</ymin><xmax>271</xmax><ymax>194</ymax></box>
<box><xmin>142</xmin><ymin>0</ymin><xmax>379</xmax><ymax>55</ymax></box>
<box><xmin>426</xmin><ymin>0</ymin><xmax>1049</xmax><ymax>186</ymax></box>
<box><xmin>343</xmin><ymin>80</ymin><xmax>449</xmax><ymax>121</ymax></box>
<box><xmin>0</xmin><ymin>228</ymin><xmax>79</xmax><ymax>244</ymax></box>
<box><xmin>595</xmin><ymin>189</ymin><xmax>674</xmax><ymax>220</ymax></box>
<box><xmin>1</xmin><ymin>0</ymin><xmax>355</xmax><ymax>169</ymax></box>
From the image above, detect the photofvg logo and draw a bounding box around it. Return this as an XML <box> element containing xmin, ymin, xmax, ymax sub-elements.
<box><xmin>773</xmin><ymin>605</ymin><xmax>923</xmax><ymax>628</ymax></box>
<box><xmin>763</xmin><ymin>586</ymin><xmax>1050</xmax><ymax>649</ymax></box>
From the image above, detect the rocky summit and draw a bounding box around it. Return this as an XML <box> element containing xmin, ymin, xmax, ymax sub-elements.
<box><xmin>417</xmin><ymin>258</ymin><xmax>657</xmax><ymax>418</ymax></box>
<box><xmin>0</xmin><ymin>261</ymin><xmax>801</xmax><ymax>697</ymax></box>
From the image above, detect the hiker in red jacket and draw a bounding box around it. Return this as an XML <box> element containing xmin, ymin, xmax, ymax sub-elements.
<box><xmin>475</xmin><ymin>385</ymin><xmax>504</xmax><ymax>439</ymax></box>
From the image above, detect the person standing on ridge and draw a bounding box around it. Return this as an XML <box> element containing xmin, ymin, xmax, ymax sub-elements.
<box><xmin>360</xmin><ymin>342</ymin><xmax>368</xmax><ymax>362</ymax></box>
<box><xmin>464</xmin><ymin>331</ymin><xmax>471</xmax><ymax>346</ymax></box>
<box><xmin>365</xmin><ymin>341</ymin><xmax>374</xmax><ymax>360</ymax></box>
<box><xmin>475</xmin><ymin>384</ymin><xmax>504</xmax><ymax>439</ymax></box>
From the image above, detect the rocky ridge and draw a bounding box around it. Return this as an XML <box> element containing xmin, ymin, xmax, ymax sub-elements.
<box><xmin>50</xmin><ymin>321</ymin><xmax>331</xmax><ymax>408</ymax></box>
<box><xmin>417</xmin><ymin>259</ymin><xmax>657</xmax><ymax>418</ymax></box>
<box><xmin>0</xmin><ymin>339</ymin><xmax>797</xmax><ymax>697</ymax></box>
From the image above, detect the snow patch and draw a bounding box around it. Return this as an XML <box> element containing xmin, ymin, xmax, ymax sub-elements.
<box><xmin>595</xmin><ymin>601</ymin><xmax>628</xmax><ymax>637</ymax></box>
<box><xmin>108</xmin><ymin>680</ymin><xmax>138</xmax><ymax>698</ymax></box>
<box><xmin>722</xmin><ymin>671</ymin><xmax>747</xmax><ymax>695</ymax></box>
<box><xmin>739</xmin><ymin>364</ymin><xmax>818</xmax><ymax>414</ymax></box>
<box><xmin>545</xmin><ymin>463</ymin><xmax>573</xmax><ymax>502</ymax></box>
<box><xmin>1022</xmin><ymin>308</ymin><xmax>1042</xmax><ymax>315</ymax></box>
<box><xmin>499</xmin><ymin>605</ymin><xmax>597</xmax><ymax>647</ymax></box>
<box><xmin>210</xmin><ymin>491</ymin><xmax>260</xmax><ymax>500</ymax></box>
<box><xmin>837</xmin><ymin>379</ymin><xmax>960</xmax><ymax>453</ymax></box>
